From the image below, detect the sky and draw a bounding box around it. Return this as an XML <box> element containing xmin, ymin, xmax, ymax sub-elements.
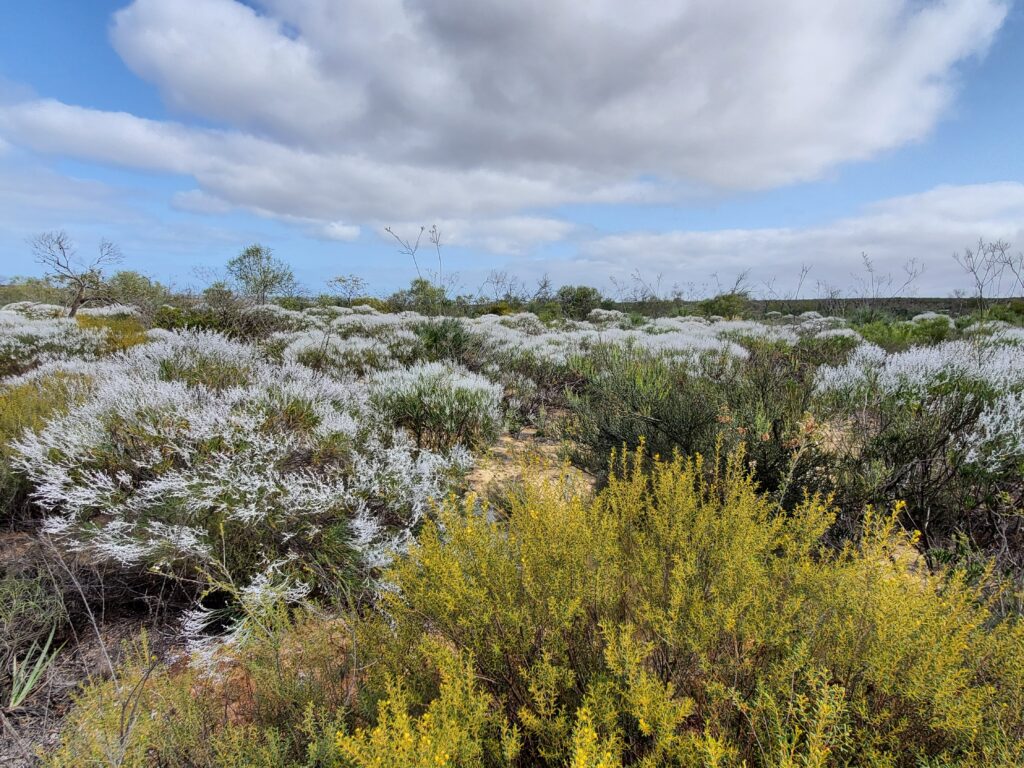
<box><xmin>1</xmin><ymin>0</ymin><xmax>1023</xmax><ymax>298</ymax></box>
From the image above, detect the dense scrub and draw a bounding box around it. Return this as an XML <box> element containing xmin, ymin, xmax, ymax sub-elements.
<box><xmin>2</xmin><ymin>297</ymin><xmax>1023</xmax><ymax>765</ymax></box>
<box><xmin>44</xmin><ymin>450</ymin><xmax>1024</xmax><ymax>767</ymax></box>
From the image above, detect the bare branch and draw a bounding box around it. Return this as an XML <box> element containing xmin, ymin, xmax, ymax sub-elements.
<box><xmin>385</xmin><ymin>226</ymin><xmax>425</xmax><ymax>280</ymax></box>
<box><xmin>30</xmin><ymin>230</ymin><xmax>123</xmax><ymax>316</ymax></box>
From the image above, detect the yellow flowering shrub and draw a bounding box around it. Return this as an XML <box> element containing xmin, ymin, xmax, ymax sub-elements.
<box><xmin>374</xmin><ymin>447</ymin><xmax>1024</xmax><ymax>767</ymax></box>
<box><xmin>335</xmin><ymin>646</ymin><xmax>516</xmax><ymax>768</ymax></box>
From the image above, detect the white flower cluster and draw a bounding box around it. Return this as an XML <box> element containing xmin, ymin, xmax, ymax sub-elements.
<box><xmin>815</xmin><ymin>334</ymin><xmax>1024</xmax><ymax>474</ymax></box>
<box><xmin>964</xmin><ymin>391</ymin><xmax>1024</xmax><ymax>472</ymax></box>
<box><xmin>234</xmin><ymin>305</ymin><xmax>859</xmax><ymax>391</ymax></box>
<box><xmin>1</xmin><ymin>301</ymin><xmax>66</xmax><ymax>318</ymax></box>
<box><xmin>10</xmin><ymin>329</ymin><xmax>469</xmax><ymax>590</ymax></box>
<box><xmin>77</xmin><ymin>303</ymin><xmax>140</xmax><ymax>318</ymax></box>
<box><xmin>911</xmin><ymin>311</ymin><xmax>955</xmax><ymax>328</ymax></box>
<box><xmin>816</xmin><ymin>337</ymin><xmax>1024</xmax><ymax>399</ymax></box>
<box><xmin>0</xmin><ymin>305</ymin><xmax>110</xmax><ymax>376</ymax></box>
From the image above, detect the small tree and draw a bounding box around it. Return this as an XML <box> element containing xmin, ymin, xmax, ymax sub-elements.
<box><xmin>387</xmin><ymin>278</ymin><xmax>449</xmax><ymax>315</ymax></box>
<box><xmin>226</xmin><ymin>244</ymin><xmax>296</xmax><ymax>305</ymax></box>
<box><xmin>850</xmin><ymin>253</ymin><xmax>924</xmax><ymax>319</ymax></box>
<box><xmin>327</xmin><ymin>274</ymin><xmax>369</xmax><ymax>306</ymax></box>
<box><xmin>31</xmin><ymin>231</ymin><xmax>122</xmax><ymax>317</ymax></box>
<box><xmin>995</xmin><ymin>244</ymin><xmax>1024</xmax><ymax>297</ymax></box>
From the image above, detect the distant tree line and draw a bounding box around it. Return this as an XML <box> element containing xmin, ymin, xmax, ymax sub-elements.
<box><xmin>5</xmin><ymin>229</ymin><xmax>1024</xmax><ymax>324</ymax></box>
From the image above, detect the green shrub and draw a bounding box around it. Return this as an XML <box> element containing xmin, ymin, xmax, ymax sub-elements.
<box><xmin>414</xmin><ymin>317</ymin><xmax>482</xmax><ymax>365</ymax></box>
<box><xmin>854</xmin><ymin>316</ymin><xmax>957</xmax><ymax>351</ymax></box>
<box><xmin>387</xmin><ymin>279</ymin><xmax>451</xmax><ymax>315</ymax></box>
<box><xmin>556</xmin><ymin>285</ymin><xmax>604</xmax><ymax>320</ymax></box>
<box><xmin>369</xmin><ymin>362</ymin><xmax>503</xmax><ymax>451</ymax></box>
<box><xmin>698</xmin><ymin>291</ymin><xmax>750</xmax><ymax>318</ymax></box>
<box><xmin>153</xmin><ymin>301</ymin><xmax>299</xmax><ymax>341</ymax></box>
<box><xmin>565</xmin><ymin>344</ymin><xmax>725</xmax><ymax>475</ymax></box>
<box><xmin>105</xmin><ymin>270</ymin><xmax>171</xmax><ymax>321</ymax></box>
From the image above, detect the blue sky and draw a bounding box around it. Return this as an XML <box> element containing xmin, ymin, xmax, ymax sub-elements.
<box><xmin>1</xmin><ymin>0</ymin><xmax>1022</xmax><ymax>297</ymax></box>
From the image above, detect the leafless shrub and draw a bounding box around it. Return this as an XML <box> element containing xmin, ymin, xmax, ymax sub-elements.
<box><xmin>31</xmin><ymin>231</ymin><xmax>122</xmax><ymax>317</ymax></box>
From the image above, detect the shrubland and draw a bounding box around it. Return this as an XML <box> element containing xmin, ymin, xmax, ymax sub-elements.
<box><xmin>42</xmin><ymin>450</ymin><xmax>1024</xmax><ymax>767</ymax></box>
<box><xmin>1</xmin><ymin>275</ymin><xmax>1023</xmax><ymax>765</ymax></box>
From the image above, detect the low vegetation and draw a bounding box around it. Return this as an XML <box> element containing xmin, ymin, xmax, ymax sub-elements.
<box><xmin>1</xmin><ymin>243</ymin><xmax>1023</xmax><ymax>765</ymax></box>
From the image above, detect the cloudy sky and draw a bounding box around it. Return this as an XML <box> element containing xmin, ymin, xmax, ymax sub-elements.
<box><xmin>1</xmin><ymin>0</ymin><xmax>1022</xmax><ymax>297</ymax></box>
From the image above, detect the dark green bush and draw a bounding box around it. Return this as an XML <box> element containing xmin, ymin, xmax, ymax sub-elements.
<box><xmin>565</xmin><ymin>345</ymin><xmax>725</xmax><ymax>474</ymax></box>
<box><xmin>698</xmin><ymin>291</ymin><xmax>750</xmax><ymax>318</ymax></box>
<box><xmin>556</xmin><ymin>285</ymin><xmax>603</xmax><ymax>320</ymax></box>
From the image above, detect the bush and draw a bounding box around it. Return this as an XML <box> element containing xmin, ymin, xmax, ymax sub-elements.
<box><xmin>0</xmin><ymin>306</ymin><xmax>109</xmax><ymax>378</ymax></box>
<box><xmin>556</xmin><ymin>285</ymin><xmax>603</xmax><ymax>320</ymax></box>
<box><xmin>854</xmin><ymin>315</ymin><xmax>958</xmax><ymax>351</ymax></box>
<box><xmin>11</xmin><ymin>331</ymin><xmax>470</xmax><ymax>619</ymax></box>
<box><xmin>565</xmin><ymin>344</ymin><xmax>725</xmax><ymax>475</ymax></box>
<box><xmin>0</xmin><ymin>373</ymin><xmax>83</xmax><ymax>522</ymax></box>
<box><xmin>698</xmin><ymin>291</ymin><xmax>749</xmax><ymax>318</ymax></box>
<box><xmin>814</xmin><ymin>338</ymin><xmax>1024</xmax><ymax>565</ymax></box>
<box><xmin>387</xmin><ymin>279</ymin><xmax>450</xmax><ymax>315</ymax></box>
<box><xmin>75</xmin><ymin>313</ymin><xmax>149</xmax><ymax>353</ymax></box>
<box><xmin>153</xmin><ymin>299</ymin><xmax>303</xmax><ymax>341</ymax></box>
<box><xmin>105</xmin><ymin>270</ymin><xmax>171</xmax><ymax>322</ymax></box>
<box><xmin>413</xmin><ymin>317</ymin><xmax>482</xmax><ymax>365</ymax></box>
<box><xmin>369</xmin><ymin>362</ymin><xmax>503</xmax><ymax>451</ymax></box>
<box><xmin>279</xmin><ymin>329</ymin><xmax>395</xmax><ymax>377</ymax></box>
<box><xmin>370</xmin><ymin>448</ymin><xmax>1024</xmax><ymax>766</ymax></box>
<box><xmin>37</xmin><ymin>456</ymin><xmax>1024</xmax><ymax>766</ymax></box>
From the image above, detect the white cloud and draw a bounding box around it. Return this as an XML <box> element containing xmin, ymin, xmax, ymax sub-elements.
<box><xmin>0</xmin><ymin>100</ymin><xmax>635</xmax><ymax>223</ymax></box>
<box><xmin>106</xmin><ymin>0</ymin><xmax>1007</xmax><ymax>189</ymax></box>
<box><xmin>576</xmin><ymin>183</ymin><xmax>1024</xmax><ymax>296</ymax></box>
<box><xmin>0</xmin><ymin>0</ymin><xmax>1009</xmax><ymax>239</ymax></box>
<box><xmin>0</xmin><ymin>0</ymin><xmax>1015</xmax><ymax>291</ymax></box>
<box><xmin>317</xmin><ymin>221</ymin><xmax>361</xmax><ymax>242</ymax></box>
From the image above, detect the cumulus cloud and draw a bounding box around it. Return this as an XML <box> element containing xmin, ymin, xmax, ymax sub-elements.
<box><xmin>574</xmin><ymin>183</ymin><xmax>1024</xmax><ymax>296</ymax></box>
<box><xmin>0</xmin><ymin>0</ymin><xmax>1009</xmax><ymax>239</ymax></box>
<box><xmin>107</xmin><ymin>0</ymin><xmax>1007</xmax><ymax>186</ymax></box>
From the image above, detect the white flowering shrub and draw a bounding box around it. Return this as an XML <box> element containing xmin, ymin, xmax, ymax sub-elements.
<box><xmin>816</xmin><ymin>338</ymin><xmax>1024</xmax><ymax>401</ymax></box>
<box><xmin>964</xmin><ymin>391</ymin><xmax>1024</xmax><ymax>473</ymax></box>
<box><xmin>811</xmin><ymin>334</ymin><xmax>1024</xmax><ymax>549</ymax></box>
<box><xmin>277</xmin><ymin>329</ymin><xmax>396</xmax><ymax>376</ymax></box>
<box><xmin>368</xmin><ymin>362</ymin><xmax>503</xmax><ymax>451</ymax></box>
<box><xmin>10</xmin><ymin>330</ymin><xmax>470</xmax><ymax>607</ymax></box>
<box><xmin>76</xmin><ymin>303</ymin><xmax>140</xmax><ymax>318</ymax></box>
<box><xmin>1</xmin><ymin>301</ymin><xmax>66</xmax><ymax>319</ymax></box>
<box><xmin>911</xmin><ymin>311</ymin><xmax>955</xmax><ymax>328</ymax></box>
<box><xmin>0</xmin><ymin>307</ymin><xmax>110</xmax><ymax>377</ymax></box>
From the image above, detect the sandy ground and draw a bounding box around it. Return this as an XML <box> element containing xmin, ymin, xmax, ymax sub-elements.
<box><xmin>466</xmin><ymin>425</ymin><xmax>595</xmax><ymax>501</ymax></box>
